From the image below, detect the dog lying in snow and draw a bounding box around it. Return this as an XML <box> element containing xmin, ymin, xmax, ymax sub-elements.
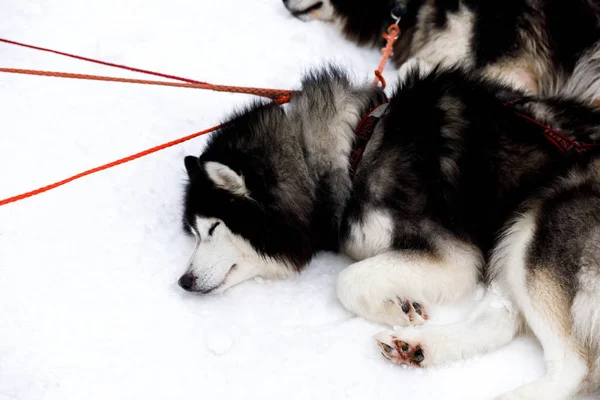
<box><xmin>283</xmin><ymin>0</ymin><xmax>600</xmax><ymax>108</ymax></box>
<box><xmin>180</xmin><ymin>66</ymin><xmax>600</xmax><ymax>398</ymax></box>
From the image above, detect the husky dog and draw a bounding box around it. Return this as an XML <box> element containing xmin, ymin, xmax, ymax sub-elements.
<box><xmin>282</xmin><ymin>0</ymin><xmax>600</xmax><ymax>107</ymax></box>
<box><xmin>180</xmin><ymin>66</ymin><xmax>600</xmax><ymax>398</ymax></box>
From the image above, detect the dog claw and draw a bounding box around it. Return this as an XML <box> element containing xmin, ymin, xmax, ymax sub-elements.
<box><xmin>397</xmin><ymin>298</ymin><xmax>429</xmax><ymax>324</ymax></box>
<box><xmin>381</xmin><ymin>343</ymin><xmax>394</xmax><ymax>353</ymax></box>
<box><xmin>412</xmin><ymin>302</ymin><xmax>424</xmax><ymax>315</ymax></box>
<box><xmin>401</xmin><ymin>301</ymin><xmax>410</xmax><ymax>314</ymax></box>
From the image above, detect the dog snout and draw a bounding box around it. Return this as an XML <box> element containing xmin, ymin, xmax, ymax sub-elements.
<box><xmin>178</xmin><ymin>273</ymin><xmax>196</xmax><ymax>291</ymax></box>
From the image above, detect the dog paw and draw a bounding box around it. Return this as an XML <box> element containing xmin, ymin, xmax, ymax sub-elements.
<box><xmin>374</xmin><ymin>331</ymin><xmax>426</xmax><ymax>367</ymax></box>
<box><xmin>397</xmin><ymin>297</ymin><xmax>429</xmax><ymax>325</ymax></box>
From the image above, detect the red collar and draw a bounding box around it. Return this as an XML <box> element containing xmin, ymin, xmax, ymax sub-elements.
<box><xmin>505</xmin><ymin>99</ymin><xmax>600</xmax><ymax>154</ymax></box>
<box><xmin>349</xmin><ymin>103</ymin><xmax>390</xmax><ymax>174</ymax></box>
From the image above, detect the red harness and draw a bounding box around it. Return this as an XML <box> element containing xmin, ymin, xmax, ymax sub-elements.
<box><xmin>505</xmin><ymin>100</ymin><xmax>600</xmax><ymax>154</ymax></box>
<box><xmin>348</xmin><ymin>99</ymin><xmax>600</xmax><ymax>176</ymax></box>
<box><xmin>349</xmin><ymin>103</ymin><xmax>390</xmax><ymax>174</ymax></box>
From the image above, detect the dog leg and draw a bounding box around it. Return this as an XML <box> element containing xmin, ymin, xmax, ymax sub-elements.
<box><xmin>493</xmin><ymin>275</ymin><xmax>588</xmax><ymax>400</ymax></box>
<box><xmin>492</xmin><ymin>212</ymin><xmax>589</xmax><ymax>400</ymax></box>
<box><xmin>337</xmin><ymin>241</ymin><xmax>481</xmax><ymax>327</ymax></box>
<box><xmin>375</xmin><ymin>286</ymin><xmax>522</xmax><ymax>367</ymax></box>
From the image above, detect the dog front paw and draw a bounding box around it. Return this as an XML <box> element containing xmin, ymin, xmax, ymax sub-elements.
<box><xmin>374</xmin><ymin>330</ymin><xmax>426</xmax><ymax>367</ymax></box>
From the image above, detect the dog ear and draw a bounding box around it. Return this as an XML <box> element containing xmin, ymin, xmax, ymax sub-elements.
<box><xmin>184</xmin><ymin>156</ymin><xmax>200</xmax><ymax>178</ymax></box>
<box><xmin>204</xmin><ymin>161</ymin><xmax>248</xmax><ymax>197</ymax></box>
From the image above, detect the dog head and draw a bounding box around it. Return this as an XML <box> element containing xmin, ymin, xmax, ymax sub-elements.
<box><xmin>179</xmin><ymin>103</ymin><xmax>314</xmax><ymax>293</ymax></box>
<box><xmin>283</xmin><ymin>0</ymin><xmax>403</xmax><ymax>46</ymax></box>
<box><xmin>178</xmin><ymin>66</ymin><xmax>387</xmax><ymax>294</ymax></box>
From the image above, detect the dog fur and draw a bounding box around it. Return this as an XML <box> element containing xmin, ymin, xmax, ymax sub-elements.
<box><xmin>180</xmin><ymin>65</ymin><xmax>600</xmax><ymax>398</ymax></box>
<box><xmin>282</xmin><ymin>0</ymin><xmax>600</xmax><ymax>106</ymax></box>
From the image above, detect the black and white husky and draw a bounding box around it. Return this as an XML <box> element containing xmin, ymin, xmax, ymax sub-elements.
<box><xmin>180</xmin><ymin>66</ymin><xmax>600</xmax><ymax>398</ymax></box>
<box><xmin>283</xmin><ymin>0</ymin><xmax>600</xmax><ymax>107</ymax></box>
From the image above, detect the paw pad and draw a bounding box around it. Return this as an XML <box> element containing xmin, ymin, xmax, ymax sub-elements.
<box><xmin>375</xmin><ymin>332</ymin><xmax>426</xmax><ymax>367</ymax></box>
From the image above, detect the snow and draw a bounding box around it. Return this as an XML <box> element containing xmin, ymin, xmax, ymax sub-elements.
<box><xmin>205</xmin><ymin>332</ymin><xmax>233</xmax><ymax>356</ymax></box>
<box><xmin>0</xmin><ymin>1</ymin><xmax>588</xmax><ymax>399</ymax></box>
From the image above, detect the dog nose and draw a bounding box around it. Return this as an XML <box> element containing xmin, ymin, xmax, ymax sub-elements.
<box><xmin>178</xmin><ymin>273</ymin><xmax>196</xmax><ymax>291</ymax></box>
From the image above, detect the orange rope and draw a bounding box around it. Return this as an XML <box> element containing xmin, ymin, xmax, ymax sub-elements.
<box><xmin>0</xmin><ymin>38</ymin><xmax>300</xmax><ymax>206</ymax></box>
<box><xmin>0</xmin><ymin>38</ymin><xmax>296</xmax><ymax>99</ymax></box>
<box><xmin>0</xmin><ymin>31</ymin><xmax>397</xmax><ymax>207</ymax></box>
<box><xmin>0</xmin><ymin>123</ymin><xmax>227</xmax><ymax>207</ymax></box>
<box><xmin>373</xmin><ymin>23</ymin><xmax>401</xmax><ymax>90</ymax></box>
<box><xmin>0</xmin><ymin>68</ymin><xmax>296</xmax><ymax>101</ymax></box>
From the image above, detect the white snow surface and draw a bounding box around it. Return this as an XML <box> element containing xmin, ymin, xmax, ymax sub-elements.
<box><xmin>0</xmin><ymin>1</ymin><xmax>587</xmax><ymax>399</ymax></box>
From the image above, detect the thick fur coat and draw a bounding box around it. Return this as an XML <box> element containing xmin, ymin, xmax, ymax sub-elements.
<box><xmin>283</xmin><ymin>0</ymin><xmax>600</xmax><ymax>106</ymax></box>
<box><xmin>181</xmin><ymin>66</ymin><xmax>600</xmax><ymax>398</ymax></box>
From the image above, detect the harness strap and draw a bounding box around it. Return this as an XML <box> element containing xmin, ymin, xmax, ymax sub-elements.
<box><xmin>504</xmin><ymin>99</ymin><xmax>600</xmax><ymax>154</ymax></box>
<box><xmin>349</xmin><ymin>103</ymin><xmax>390</xmax><ymax>175</ymax></box>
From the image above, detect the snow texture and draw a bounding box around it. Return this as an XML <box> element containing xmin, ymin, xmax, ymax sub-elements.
<box><xmin>0</xmin><ymin>0</ymin><xmax>588</xmax><ymax>399</ymax></box>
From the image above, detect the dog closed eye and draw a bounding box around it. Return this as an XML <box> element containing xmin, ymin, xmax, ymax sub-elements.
<box><xmin>208</xmin><ymin>222</ymin><xmax>220</xmax><ymax>236</ymax></box>
<box><xmin>292</xmin><ymin>2</ymin><xmax>323</xmax><ymax>17</ymax></box>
